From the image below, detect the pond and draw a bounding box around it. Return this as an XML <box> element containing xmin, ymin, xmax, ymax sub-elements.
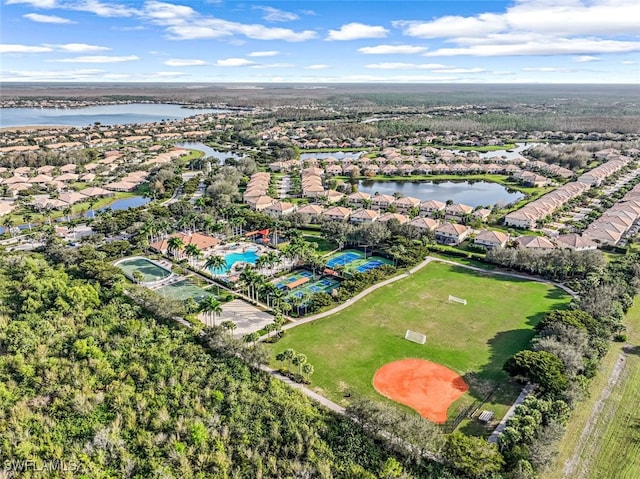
<box><xmin>174</xmin><ymin>141</ymin><xmax>244</xmax><ymax>164</ymax></box>
<box><xmin>86</xmin><ymin>196</ymin><xmax>151</xmax><ymax>218</ymax></box>
<box><xmin>300</xmin><ymin>151</ymin><xmax>366</xmax><ymax>161</ymax></box>
<box><xmin>0</xmin><ymin>103</ymin><xmax>230</xmax><ymax>128</ymax></box>
<box><xmin>356</xmin><ymin>180</ymin><xmax>524</xmax><ymax>207</ymax></box>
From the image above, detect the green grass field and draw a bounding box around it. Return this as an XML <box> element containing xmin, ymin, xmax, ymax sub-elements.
<box><xmin>270</xmin><ymin>261</ymin><xmax>570</xmax><ymax>428</ymax></box>
<box><xmin>549</xmin><ymin>300</ymin><xmax>640</xmax><ymax>479</ymax></box>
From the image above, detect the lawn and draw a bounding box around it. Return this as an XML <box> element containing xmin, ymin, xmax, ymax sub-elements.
<box><xmin>271</xmin><ymin>261</ymin><xmax>570</xmax><ymax>426</ymax></box>
<box><xmin>548</xmin><ymin>300</ymin><xmax>640</xmax><ymax>479</ymax></box>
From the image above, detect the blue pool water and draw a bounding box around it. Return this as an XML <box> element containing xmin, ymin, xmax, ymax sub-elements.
<box><xmin>210</xmin><ymin>249</ymin><xmax>259</xmax><ymax>274</ymax></box>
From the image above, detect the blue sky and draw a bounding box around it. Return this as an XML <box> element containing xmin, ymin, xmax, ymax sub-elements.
<box><xmin>1</xmin><ymin>0</ymin><xmax>639</xmax><ymax>83</ymax></box>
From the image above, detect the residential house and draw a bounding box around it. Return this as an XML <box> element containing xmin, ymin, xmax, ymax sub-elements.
<box><xmin>435</xmin><ymin>223</ymin><xmax>470</xmax><ymax>245</ymax></box>
<box><xmin>474</xmin><ymin>230</ymin><xmax>509</xmax><ymax>249</ymax></box>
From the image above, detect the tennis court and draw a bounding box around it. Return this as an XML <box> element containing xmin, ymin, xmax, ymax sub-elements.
<box><xmin>116</xmin><ymin>256</ymin><xmax>172</xmax><ymax>283</ymax></box>
<box><xmin>353</xmin><ymin>258</ymin><xmax>390</xmax><ymax>273</ymax></box>
<box><xmin>155</xmin><ymin>279</ymin><xmax>215</xmax><ymax>302</ymax></box>
<box><xmin>274</xmin><ymin>270</ymin><xmax>314</xmax><ymax>290</ymax></box>
<box><xmin>325</xmin><ymin>250</ymin><xmax>364</xmax><ymax>268</ymax></box>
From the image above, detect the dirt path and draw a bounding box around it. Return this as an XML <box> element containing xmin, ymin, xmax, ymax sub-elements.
<box><xmin>562</xmin><ymin>350</ymin><xmax>627</xmax><ymax>478</ymax></box>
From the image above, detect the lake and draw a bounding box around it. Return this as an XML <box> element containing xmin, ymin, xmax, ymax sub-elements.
<box><xmin>300</xmin><ymin>151</ymin><xmax>366</xmax><ymax>160</ymax></box>
<box><xmin>86</xmin><ymin>196</ymin><xmax>151</xmax><ymax>218</ymax></box>
<box><xmin>357</xmin><ymin>180</ymin><xmax>524</xmax><ymax>207</ymax></box>
<box><xmin>174</xmin><ymin>141</ymin><xmax>244</xmax><ymax>164</ymax></box>
<box><xmin>0</xmin><ymin>103</ymin><xmax>229</xmax><ymax>128</ymax></box>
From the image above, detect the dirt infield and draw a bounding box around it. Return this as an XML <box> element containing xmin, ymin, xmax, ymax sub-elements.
<box><xmin>373</xmin><ymin>358</ymin><xmax>468</xmax><ymax>423</ymax></box>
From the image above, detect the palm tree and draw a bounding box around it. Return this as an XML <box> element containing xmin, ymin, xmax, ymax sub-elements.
<box><xmin>255</xmin><ymin>255</ymin><xmax>270</xmax><ymax>275</ymax></box>
<box><xmin>264</xmin><ymin>322</ymin><xmax>276</xmax><ymax>340</ymax></box>
<box><xmin>204</xmin><ymin>255</ymin><xmax>226</xmax><ymax>277</ymax></box>
<box><xmin>243</xmin><ymin>331</ymin><xmax>260</xmax><ymax>347</ymax></box>
<box><xmin>87</xmin><ymin>198</ymin><xmax>98</xmax><ymax>219</ymax></box>
<box><xmin>199</xmin><ymin>296</ymin><xmax>222</xmax><ymax>327</ymax></box>
<box><xmin>167</xmin><ymin>236</ymin><xmax>184</xmax><ymax>259</ymax></box>
<box><xmin>302</xmin><ymin>363</ymin><xmax>314</xmax><ymax>382</ymax></box>
<box><xmin>184</xmin><ymin>244</ymin><xmax>201</xmax><ymax>268</ymax></box>
<box><xmin>63</xmin><ymin>205</ymin><xmax>73</xmax><ymax>223</ymax></box>
<box><xmin>276</xmin><ymin>348</ymin><xmax>296</xmax><ymax>371</ymax></box>
<box><xmin>292</xmin><ymin>353</ymin><xmax>307</xmax><ymax>376</ymax></box>
<box><xmin>22</xmin><ymin>212</ymin><xmax>33</xmax><ymax>231</ymax></box>
<box><xmin>220</xmin><ymin>320</ymin><xmax>237</xmax><ymax>337</ymax></box>
<box><xmin>2</xmin><ymin>216</ymin><xmax>15</xmax><ymax>237</ymax></box>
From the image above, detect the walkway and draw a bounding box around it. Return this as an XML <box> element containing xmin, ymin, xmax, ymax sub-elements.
<box><xmin>488</xmin><ymin>383</ymin><xmax>535</xmax><ymax>443</ymax></box>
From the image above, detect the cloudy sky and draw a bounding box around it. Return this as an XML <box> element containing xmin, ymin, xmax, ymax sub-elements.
<box><xmin>1</xmin><ymin>0</ymin><xmax>639</xmax><ymax>83</ymax></box>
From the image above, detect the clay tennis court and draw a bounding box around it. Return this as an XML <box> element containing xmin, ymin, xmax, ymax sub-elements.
<box><xmin>373</xmin><ymin>358</ymin><xmax>469</xmax><ymax>423</ymax></box>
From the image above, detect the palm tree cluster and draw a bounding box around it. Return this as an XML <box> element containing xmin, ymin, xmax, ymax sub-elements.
<box><xmin>275</xmin><ymin>348</ymin><xmax>315</xmax><ymax>382</ymax></box>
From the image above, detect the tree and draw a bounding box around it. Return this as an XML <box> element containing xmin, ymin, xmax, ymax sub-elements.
<box><xmin>199</xmin><ymin>296</ymin><xmax>222</xmax><ymax>327</ymax></box>
<box><xmin>184</xmin><ymin>244</ymin><xmax>202</xmax><ymax>268</ymax></box>
<box><xmin>167</xmin><ymin>236</ymin><xmax>183</xmax><ymax>259</ymax></box>
<box><xmin>302</xmin><ymin>362</ymin><xmax>314</xmax><ymax>382</ymax></box>
<box><xmin>378</xmin><ymin>457</ymin><xmax>403</xmax><ymax>479</ymax></box>
<box><xmin>243</xmin><ymin>331</ymin><xmax>261</xmax><ymax>347</ymax></box>
<box><xmin>132</xmin><ymin>270</ymin><xmax>144</xmax><ymax>284</ymax></box>
<box><xmin>276</xmin><ymin>348</ymin><xmax>296</xmax><ymax>371</ymax></box>
<box><xmin>504</xmin><ymin>350</ymin><xmax>568</xmax><ymax>394</ymax></box>
<box><xmin>443</xmin><ymin>432</ymin><xmax>505</xmax><ymax>478</ymax></box>
<box><xmin>292</xmin><ymin>353</ymin><xmax>307</xmax><ymax>375</ymax></box>
<box><xmin>220</xmin><ymin>320</ymin><xmax>237</xmax><ymax>337</ymax></box>
<box><xmin>204</xmin><ymin>254</ymin><xmax>226</xmax><ymax>277</ymax></box>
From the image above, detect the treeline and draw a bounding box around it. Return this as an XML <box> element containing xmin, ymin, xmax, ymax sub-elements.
<box><xmin>0</xmin><ymin>252</ymin><xmax>447</xmax><ymax>478</ymax></box>
<box><xmin>0</xmin><ymin>148</ymin><xmax>100</xmax><ymax>168</ymax></box>
<box><xmin>497</xmin><ymin>252</ymin><xmax>640</xmax><ymax>476</ymax></box>
<box><xmin>485</xmin><ymin>247</ymin><xmax>605</xmax><ymax>282</ymax></box>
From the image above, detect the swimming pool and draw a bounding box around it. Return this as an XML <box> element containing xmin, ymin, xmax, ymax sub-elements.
<box><xmin>210</xmin><ymin>248</ymin><xmax>259</xmax><ymax>274</ymax></box>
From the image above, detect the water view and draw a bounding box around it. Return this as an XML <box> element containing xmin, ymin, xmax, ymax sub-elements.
<box><xmin>357</xmin><ymin>180</ymin><xmax>524</xmax><ymax>207</ymax></box>
<box><xmin>174</xmin><ymin>142</ymin><xmax>244</xmax><ymax>164</ymax></box>
<box><xmin>87</xmin><ymin>196</ymin><xmax>151</xmax><ymax>218</ymax></box>
<box><xmin>0</xmin><ymin>103</ymin><xmax>229</xmax><ymax>128</ymax></box>
<box><xmin>300</xmin><ymin>151</ymin><xmax>365</xmax><ymax>161</ymax></box>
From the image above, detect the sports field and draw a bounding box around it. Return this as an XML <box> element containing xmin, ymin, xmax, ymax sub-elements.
<box><xmin>271</xmin><ymin>261</ymin><xmax>570</xmax><ymax>426</ymax></box>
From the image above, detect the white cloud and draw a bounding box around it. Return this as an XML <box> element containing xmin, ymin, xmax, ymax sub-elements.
<box><xmin>424</xmin><ymin>38</ymin><xmax>640</xmax><ymax>57</ymax></box>
<box><xmin>165</xmin><ymin>20</ymin><xmax>315</xmax><ymax>42</ymax></box>
<box><xmin>52</xmin><ymin>55</ymin><xmax>140</xmax><ymax>63</ymax></box>
<box><xmin>574</xmin><ymin>55</ymin><xmax>599</xmax><ymax>62</ymax></box>
<box><xmin>327</xmin><ymin>22</ymin><xmax>388</xmax><ymax>41</ymax></box>
<box><xmin>215</xmin><ymin>58</ymin><xmax>255</xmax><ymax>67</ymax></box>
<box><xmin>358</xmin><ymin>44</ymin><xmax>427</xmax><ymax>55</ymax></box>
<box><xmin>248</xmin><ymin>51</ymin><xmax>279</xmax><ymax>57</ymax></box>
<box><xmin>365</xmin><ymin>62</ymin><xmax>454</xmax><ymax>70</ymax></box>
<box><xmin>23</xmin><ymin>13</ymin><xmax>76</xmax><ymax>24</ymax></box>
<box><xmin>305</xmin><ymin>64</ymin><xmax>329</xmax><ymax>70</ymax></box>
<box><xmin>255</xmin><ymin>6</ymin><xmax>299</xmax><ymax>22</ymax></box>
<box><xmin>251</xmin><ymin>62</ymin><xmax>295</xmax><ymax>69</ymax></box>
<box><xmin>395</xmin><ymin>0</ymin><xmax>640</xmax><ymax>39</ymax></box>
<box><xmin>6</xmin><ymin>0</ymin><xmax>57</xmax><ymax>7</ymax></box>
<box><xmin>522</xmin><ymin>67</ymin><xmax>567</xmax><ymax>72</ymax></box>
<box><xmin>622</xmin><ymin>60</ymin><xmax>637</xmax><ymax>64</ymax></box>
<box><xmin>394</xmin><ymin>14</ymin><xmax>505</xmax><ymax>40</ymax></box>
<box><xmin>0</xmin><ymin>69</ymin><xmax>105</xmax><ymax>81</ymax></box>
<box><xmin>53</xmin><ymin>43</ymin><xmax>111</xmax><ymax>52</ymax></box>
<box><xmin>164</xmin><ymin>58</ymin><xmax>207</xmax><ymax>66</ymax></box>
<box><xmin>0</xmin><ymin>44</ymin><xmax>53</xmax><ymax>53</ymax></box>
<box><xmin>72</xmin><ymin>0</ymin><xmax>139</xmax><ymax>17</ymax></box>
<box><xmin>151</xmin><ymin>71</ymin><xmax>188</xmax><ymax>77</ymax></box>
<box><xmin>143</xmin><ymin>1</ymin><xmax>196</xmax><ymax>23</ymax></box>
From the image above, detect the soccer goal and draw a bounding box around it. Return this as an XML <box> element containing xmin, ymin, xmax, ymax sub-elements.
<box><xmin>405</xmin><ymin>330</ymin><xmax>427</xmax><ymax>345</ymax></box>
<box><xmin>448</xmin><ymin>295</ymin><xmax>467</xmax><ymax>305</ymax></box>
